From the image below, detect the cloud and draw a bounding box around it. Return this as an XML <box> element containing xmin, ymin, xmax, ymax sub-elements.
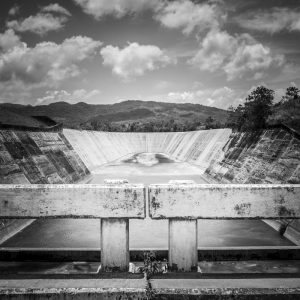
<box><xmin>35</xmin><ymin>89</ymin><xmax>100</xmax><ymax>105</ymax></box>
<box><xmin>235</xmin><ymin>7</ymin><xmax>300</xmax><ymax>34</ymax></box>
<box><xmin>0</xmin><ymin>35</ymin><xmax>102</xmax><ymax>85</ymax></box>
<box><xmin>41</xmin><ymin>3</ymin><xmax>71</xmax><ymax>16</ymax></box>
<box><xmin>7</xmin><ymin>4</ymin><xmax>71</xmax><ymax>35</ymax></box>
<box><xmin>149</xmin><ymin>86</ymin><xmax>245</xmax><ymax>109</ymax></box>
<box><xmin>224</xmin><ymin>38</ymin><xmax>284</xmax><ymax>81</ymax></box>
<box><xmin>154</xmin><ymin>0</ymin><xmax>225</xmax><ymax>35</ymax></box>
<box><xmin>73</xmin><ymin>0</ymin><xmax>163</xmax><ymax>19</ymax></box>
<box><xmin>8</xmin><ymin>4</ymin><xmax>20</xmax><ymax>16</ymax></box>
<box><xmin>189</xmin><ymin>30</ymin><xmax>284</xmax><ymax>80</ymax></box>
<box><xmin>100</xmin><ymin>42</ymin><xmax>174</xmax><ymax>79</ymax></box>
<box><xmin>188</xmin><ymin>30</ymin><xmax>235</xmax><ymax>72</ymax></box>
<box><xmin>0</xmin><ymin>29</ymin><xmax>22</xmax><ymax>52</ymax></box>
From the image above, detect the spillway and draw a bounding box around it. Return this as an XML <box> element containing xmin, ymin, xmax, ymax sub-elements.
<box><xmin>63</xmin><ymin>128</ymin><xmax>232</xmax><ymax>173</ymax></box>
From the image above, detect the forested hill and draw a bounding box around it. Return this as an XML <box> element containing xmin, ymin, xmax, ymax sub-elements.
<box><xmin>0</xmin><ymin>100</ymin><xmax>228</xmax><ymax>131</ymax></box>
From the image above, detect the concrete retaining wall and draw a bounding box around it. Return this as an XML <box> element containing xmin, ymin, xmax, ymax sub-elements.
<box><xmin>205</xmin><ymin>129</ymin><xmax>300</xmax><ymax>243</ymax></box>
<box><xmin>205</xmin><ymin>129</ymin><xmax>300</xmax><ymax>184</ymax></box>
<box><xmin>0</xmin><ymin>129</ymin><xmax>90</xmax><ymax>243</ymax></box>
<box><xmin>0</xmin><ymin>130</ymin><xmax>90</xmax><ymax>184</ymax></box>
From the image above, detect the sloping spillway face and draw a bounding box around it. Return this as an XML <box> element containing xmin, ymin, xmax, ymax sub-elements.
<box><xmin>1</xmin><ymin>128</ymin><xmax>296</xmax><ymax>249</ymax></box>
<box><xmin>90</xmin><ymin>152</ymin><xmax>207</xmax><ymax>184</ymax></box>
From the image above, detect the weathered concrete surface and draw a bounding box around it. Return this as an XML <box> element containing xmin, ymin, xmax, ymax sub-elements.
<box><xmin>150</xmin><ymin>278</ymin><xmax>300</xmax><ymax>299</ymax></box>
<box><xmin>169</xmin><ymin>220</ymin><xmax>198</xmax><ymax>271</ymax></box>
<box><xmin>101</xmin><ymin>219</ymin><xmax>129</xmax><ymax>271</ymax></box>
<box><xmin>203</xmin><ymin>129</ymin><xmax>300</xmax><ymax>243</ymax></box>
<box><xmin>0</xmin><ymin>278</ymin><xmax>146</xmax><ymax>300</ymax></box>
<box><xmin>0</xmin><ymin>130</ymin><xmax>89</xmax><ymax>185</ymax></box>
<box><xmin>0</xmin><ymin>129</ymin><xmax>90</xmax><ymax>243</ymax></box>
<box><xmin>0</xmin><ymin>184</ymin><xmax>145</xmax><ymax>218</ymax></box>
<box><xmin>149</xmin><ymin>184</ymin><xmax>300</xmax><ymax>219</ymax></box>
<box><xmin>1</xmin><ymin>278</ymin><xmax>300</xmax><ymax>299</ymax></box>
<box><xmin>206</xmin><ymin>129</ymin><xmax>300</xmax><ymax>185</ymax></box>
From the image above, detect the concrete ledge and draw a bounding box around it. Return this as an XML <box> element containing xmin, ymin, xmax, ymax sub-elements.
<box><xmin>150</xmin><ymin>278</ymin><xmax>300</xmax><ymax>299</ymax></box>
<box><xmin>0</xmin><ymin>184</ymin><xmax>146</xmax><ymax>219</ymax></box>
<box><xmin>2</xmin><ymin>247</ymin><xmax>300</xmax><ymax>262</ymax></box>
<box><xmin>149</xmin><ymin>184</ymin><xmax>300</xmax><ymax>219</ymax></box>
<box><xmin>0</xmin><ymin>278</ymin><xmax>146</xmax><ymax>300</ymax></box>
<box><xmin>0</xmin><ymin>220</ymin><xmax>35</xmax><ymax>245</ymax></box>
<box><xmin>1</xmin><ymin>278</ymin><xmax>300</xmax><ymax>299</ymax></box>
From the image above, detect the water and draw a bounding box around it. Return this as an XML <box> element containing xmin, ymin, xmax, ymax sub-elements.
<box><xmin>1</xmin><ymin>153</ymin><xmax>294</xmax><ymax>248</ymax></box>
<box><xmin>90</xmin><ymin>152</ymin><xmax>208</xmax><ymax>185</ymax></box>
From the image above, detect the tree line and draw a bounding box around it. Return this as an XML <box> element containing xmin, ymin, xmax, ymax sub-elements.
<box><xmin>226</xmin><ymin>85</ymin><xmax>300</xmax><ymax>131</ymax></box>
<box><xmin>78</xmin><ymin>85</ymin><xmax>299</xmax><ymax>132</ymax></box>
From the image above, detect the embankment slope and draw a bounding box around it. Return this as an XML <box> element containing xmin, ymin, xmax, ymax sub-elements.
<box><xmin>0</xmin><ymin>129</ymin><xmax>90</xmax><ymax>243</ymax></box>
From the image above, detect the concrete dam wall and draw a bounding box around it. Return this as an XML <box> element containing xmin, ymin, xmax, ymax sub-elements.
<box><xmin>63</xmin><ymin>128</ymin><xmax>232</xmax><ymax>172</ymax></box>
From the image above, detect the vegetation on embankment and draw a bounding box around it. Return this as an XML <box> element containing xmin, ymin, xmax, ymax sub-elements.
<box><xmin>227</xmin><ymin>86</ymin><xmax>300</xmax><ymax>133</ymax></box>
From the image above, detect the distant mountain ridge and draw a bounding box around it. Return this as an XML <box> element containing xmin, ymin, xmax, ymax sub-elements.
<box><xmin>0</xmin><ymin>100</ymin><xmax>228</xmax><ymax>129</ymax></box>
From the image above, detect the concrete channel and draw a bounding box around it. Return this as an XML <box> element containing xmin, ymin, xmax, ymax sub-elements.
<box><xmin>0</xmin><ymin>128</ymin><xmax>300</xmax><ymax>299</ymax></box>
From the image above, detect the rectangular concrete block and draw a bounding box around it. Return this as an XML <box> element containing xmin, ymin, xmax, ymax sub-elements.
<box><xmin>0</xmin><ymin>184</ymin><xmax>145</xmax><ymax>218</ymax></box>
<box><xmin>101</xmin><ymin>219</ymin><xmax>129</xmax><ymax>271</ymax></box>
<box><xmin>149</xmin><ymin>184</ymin><xmax>300</xmax><ymax>219</ymax></box>
<box><xmin>169</xmin><ymin>220</ymin><xmax>197</xmax><ymax>272</ymax></box>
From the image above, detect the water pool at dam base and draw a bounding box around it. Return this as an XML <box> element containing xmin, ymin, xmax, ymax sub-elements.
<box><xmin>2</xmin><ymin>152</ymin><xmax>293</xmax><ymax>249</ymax></box>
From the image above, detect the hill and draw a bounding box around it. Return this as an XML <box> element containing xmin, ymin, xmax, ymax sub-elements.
<box><xmin>0</xmin><ymin>100</ymin><xmax>228</xmax><ymax>130</ymax></box>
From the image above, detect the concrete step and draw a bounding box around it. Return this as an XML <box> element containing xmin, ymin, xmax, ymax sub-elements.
<box><xmin>1</xmin><ymin>278</ymin><xmax>300</xmax><ymax>299</ymax></box>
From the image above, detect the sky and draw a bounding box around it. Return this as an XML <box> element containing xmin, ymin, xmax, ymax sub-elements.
<box><xmin>0</xmin><ymin>0</ymin><xmax>299</xmax><ymax>109</ymax></box>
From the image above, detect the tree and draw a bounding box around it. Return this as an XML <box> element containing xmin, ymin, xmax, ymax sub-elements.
<box><xmin>286</xmin><ymin>86</ymin><xmax>299</xmax><ymax>100</ymax></box>
<box><xmin>205</xmin><ymin>116</ymin><xmax>214</xmax><ymax>129</ymax></box>
<box><xmin>243</xmin><ymin>86</ymin><xmax>274</xmax><ymax>130</ymax></box>
<box><xmin>281</xmin><ymin>86</ymin><xmax>299</xmax><ymax>109</ymax></box>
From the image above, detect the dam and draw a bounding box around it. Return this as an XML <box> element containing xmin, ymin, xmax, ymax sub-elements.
<box><xmin>0</xmin><ymin>127</ymin><xmax>299</xmax><ymax>249</ymax></box>
<box><xmin>0</xmin><ymin>125</ymin><xmax>300</xmax><ymax>299</ymax></box>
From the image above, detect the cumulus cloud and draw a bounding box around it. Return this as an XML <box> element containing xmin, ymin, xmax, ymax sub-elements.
<box><xmin>224</xmin><ymin>39</ymin><xmax>284</xmax><ymax>81</ymax></box>
<box><xmin>188</xmin><ymin>30</ymin><xmax>235</xmax><ymax>72</ymax></box>
<box><xmin>0</xmin><ymin>29</ymin><xmax>22</xmax><ymax>52</ymax></box>
<box><xmin>155</xmin><ymin>0</ymin><xmax>225</xmax><ymax>35</ymax></box>
<box><xmin>189</xmin><ymin>30</ymin><xmax>284</xmax><ymax>80</ymax></box>
<box><xmin>0</xmin><ymin>36</ymin><xmax>102</xmax><ymax>85</ymax></box>
<box><xmin>35</xmin><ymin>89</ymin><xmax>100</xmax><ymax>105</ymax></box>
<box><xmin>235</xmin><ymin>7</ymin><xmax>300</xmax><ymax>34</ymax></box>
<box><xmin>41</xmin><ymin>3</ymin><xmax>71</xmax><ymax>16</ymax></box>
<box><xmin>7</xmin><ymin>3</ymin><xmax>71</xmax><ymax>35</ymax></box>
<box><xmin>100</xmin><ymin>42</ymin><xmax>174</xmax><ymax>79</ymax></box>
<box><xmin>149</xmin><ymin>86</ymin><xmax>245</xmax><ymax>109</ymax></box>
<box><xmin>73</xmin><ymin>0</ymin><xmax>163</xmax><ymax>19</ymax></box>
